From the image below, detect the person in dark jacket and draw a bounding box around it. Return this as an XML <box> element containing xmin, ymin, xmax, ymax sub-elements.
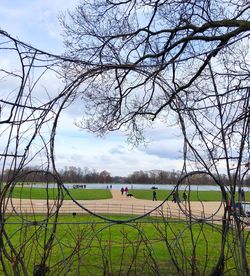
<box><xmin>153</xmin><ymin>190</ymin><xmax>157</xmax><ymax>201</ymax></box>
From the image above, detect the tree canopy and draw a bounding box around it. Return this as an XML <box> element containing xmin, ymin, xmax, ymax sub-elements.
<box><xmin>62</xmin><ymin>0</ymin><xmax>250</xmax><ymax>140</ymax></box>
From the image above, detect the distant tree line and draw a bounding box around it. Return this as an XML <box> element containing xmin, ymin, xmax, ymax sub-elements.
<box><xmin>126</xmin><ymin>170</ymin><xmax>250</xmax><ymax>186</ymax></box>
<box><xmin>1</xmin><ymin>167</ymin><xmax>113</xmax><ymax>184</ymax></box>
<box><xmin>1</xmin><ymin>166</ymin><xmax>250</xmax><ymax>186</ymax></box>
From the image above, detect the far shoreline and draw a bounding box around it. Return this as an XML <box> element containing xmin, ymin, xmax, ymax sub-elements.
<box><xmin>14</xmin><ymin>182</ymin><xmax>250</xmax><ymax>192</ymax></box>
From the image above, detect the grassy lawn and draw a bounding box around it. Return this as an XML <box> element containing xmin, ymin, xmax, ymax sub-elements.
<box><xmin>8</xmin><ymin>187</ymin><xmax>112</xmax><ymax>200</ymax></box>
<box><xmin>7</xmin><ymin>186</ymin><xmax>250</xmax><ymax>202</ymax></box>
<box><xmin>2</xmin><ymin>214</ymin><xmax>246</xmax><ymax>275</ymax></box>
<box><xmin>131</xmin><ymin>189</ymin><xmax>250</xmax><ymax>201</ymax></box>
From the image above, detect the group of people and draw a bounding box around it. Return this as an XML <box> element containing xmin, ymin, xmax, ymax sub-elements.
<box><xmin>151</xmin><ymin>190</ymin><xmax>187</xmax><ymax>202</ymax></box>
<box><xmin>117</xmin><ymin>187</ymin><xmax>246</xmax><ymax>204</ymax></box>
<box><xmin>119</xmin><ymin>188</ymin><xmax>187</xmax><ymax>202</ymax></box>
<box><xmin>120</xmin><ymin>186</ymin><xmax>129</xmax><ymax>195</ymax></box>
<box><xmin>172</xmin><ymin>191</ymin><xmax>187</xmax><ymax>203</ymax></box>
<box><xmin>106</xmin><ymin>185</ymin><xmax>113</xmax><ymax>189</ymax></box>
<box><xmin>155</xmin><ymin>190</ymin><xmax>189</xmax><ymax>202</ymax></box>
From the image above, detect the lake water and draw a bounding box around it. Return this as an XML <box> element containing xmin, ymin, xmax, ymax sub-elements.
<box><xmin>21</xmin><ymin>183</ymin><xmax>250</xmax><ymax>192</ymax></box>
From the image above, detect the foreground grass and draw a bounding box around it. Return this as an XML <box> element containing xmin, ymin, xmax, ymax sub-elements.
<box><xmin>9</xmin><ymin>187</ymin><xmax>112</xmax><ymax>200</ymax></box>
<box><xmin>0</xmin><ymin>216</ymin><xmax>232</xmax><ymax>275</ymax></box>
<box><xmin>2</xmin><ymin>214</ymin><xmax>247</xmax><ymax>275</ymax></box>
<box><xmin>131</xmin><ymin>189</ymin><xmax>250</xmax><ymax>201</ymax></box>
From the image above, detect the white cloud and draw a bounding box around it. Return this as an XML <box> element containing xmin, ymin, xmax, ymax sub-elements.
<box><xmin>0</xmin><ymin>0</ymin><xmax>75</xmax><ymax>53</ymax></box>
<box><xmin>54</xmin><ymin>116</ymin><xmax>184</xmax><ymax>176</ymax></box>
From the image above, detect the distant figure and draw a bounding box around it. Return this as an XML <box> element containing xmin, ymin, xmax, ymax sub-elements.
<box><xmin>106</xmin><ymin>185</ymin><xmax>109</xmax><ymax>189</ymax></box>
<box><xmin>172</xmin><ymin>192</ymin><xmax>177</xmax><ymax>203</ymax></box>
<box><xmin>238</xmin><ymin>188</ymin><xmax>245</xmax><ymax>202</ymax></box>
<box><xmin>241</xmin><ymin>188</ymin><xmax>245</xmax><ymax>201</ymax></box>
<box><xmin>227</xmin><ymin>200</ymin><xmax>231</xmax><ymax>213</ymax></box>
<box><xmin>110</xmin><ymin>184</ymin><xmax>112</xmax><ymax>189</ymax></box>
<box><xmin>152</xmin><ymin>190</ymin><xmax>157</xmax><ymax>201</ymax></box>
<box><xmin>84</xmin><ymin>184</ymin><xmax>86</xmax><ymax>189</ymax></box>
<box><xmin>121</xmin><ymin>187</ymin><xmax>124</xmax><ymax>195</ymax></box>
<box><xmin>183</xmin><ymin>192</ymin><xmax>187</xmax><ymax>201</ymax></box>
<box><xmin>125</xmin><ymin>186</ymin><xmax>128</xmax><ymax>195</ymax></box>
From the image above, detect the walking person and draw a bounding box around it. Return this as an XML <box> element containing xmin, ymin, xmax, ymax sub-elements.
<box><xmin>172</xmin><ymin>192</ymin><xmax>177</xmax><ymax>203</ymax></box>
<box><xmin>152</xmin><ymin>190</ymin><xmax>157</xmax><ymax>201</ymax></box>
<box><xmin>183</xmin><ymin>191</ymin><xmax>187</xmax><ymax>202</ymax></box>
<box><xmin>241</xmin><ymin>189</ymin><xmax>245</xmax><ymax>202</ymax></box>
<box><xmin>125</xmin><ymin>186</ymin><xmax>128</xmax><ymax>195</ymax></box>
<box><xmin>120</xmin><ymin>187</ymin><xmax>124</xmax><ymax>195</ymax></box>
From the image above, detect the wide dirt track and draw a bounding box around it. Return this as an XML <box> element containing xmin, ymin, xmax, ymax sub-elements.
<box><xmin>7</xmin><ymin>189</ymin><xmax>226</xmax><ymax>221</ymax></box>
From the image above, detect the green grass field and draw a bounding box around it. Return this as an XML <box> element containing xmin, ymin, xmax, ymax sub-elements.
<box><xmin>8</xmin><ymin>187</ymin><xmax>112</xmax><ymax>200</ymax></box>
<box><xmin>133</xmin><ymin>189</ymin><xmax>250</xmax><ymax>201</ymax></box>
<box><xmin>3</xmin><ymin>214</ymin><xmax>245</xmax><ymax>275</ymax></box>
<box><xmin>7</xmin><ymin>186</ymin><xmax>250</xmax><ymax>201</ymax></box>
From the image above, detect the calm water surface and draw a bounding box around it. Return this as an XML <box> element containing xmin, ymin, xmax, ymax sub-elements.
<box><xmin>22</xmin><ymin>183</ymin><xmax>250</xmax><ymax>192</ymax></box>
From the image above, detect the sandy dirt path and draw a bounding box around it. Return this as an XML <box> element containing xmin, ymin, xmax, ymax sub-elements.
<box><xmin>110</xmin><ymin>189</ymin><xmax>123</xmax><ymax>199</ymax></box>
<box><xmin>110</xmin><ymin>189</ymin><xmax>129</xmax><ymax>200</ymax></box>
<box><xmin>5</xmin><ymin>190</ymin><xmax>250</xmax><ymax>228</ymax></box>
<box><xmin>110</xmin><ymin>189</ymin><xmax>223</xmax><ymax>216</ymax></box>
<box><xmin>6</xmin><ymin>189</ymin><xmax>225</xmax><ymax>221</ymax></box>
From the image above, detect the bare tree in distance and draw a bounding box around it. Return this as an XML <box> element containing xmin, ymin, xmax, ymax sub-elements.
<box><xmin>61</xmin><ymin>0</ymin><xmax>250</xmax><ymax>275</ymax></box>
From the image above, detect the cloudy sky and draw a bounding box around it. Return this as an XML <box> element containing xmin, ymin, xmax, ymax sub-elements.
<box><xmin>0</xmin><ymin>0</ymin><xmax>183</xmax><ymax>176</ymax></box>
